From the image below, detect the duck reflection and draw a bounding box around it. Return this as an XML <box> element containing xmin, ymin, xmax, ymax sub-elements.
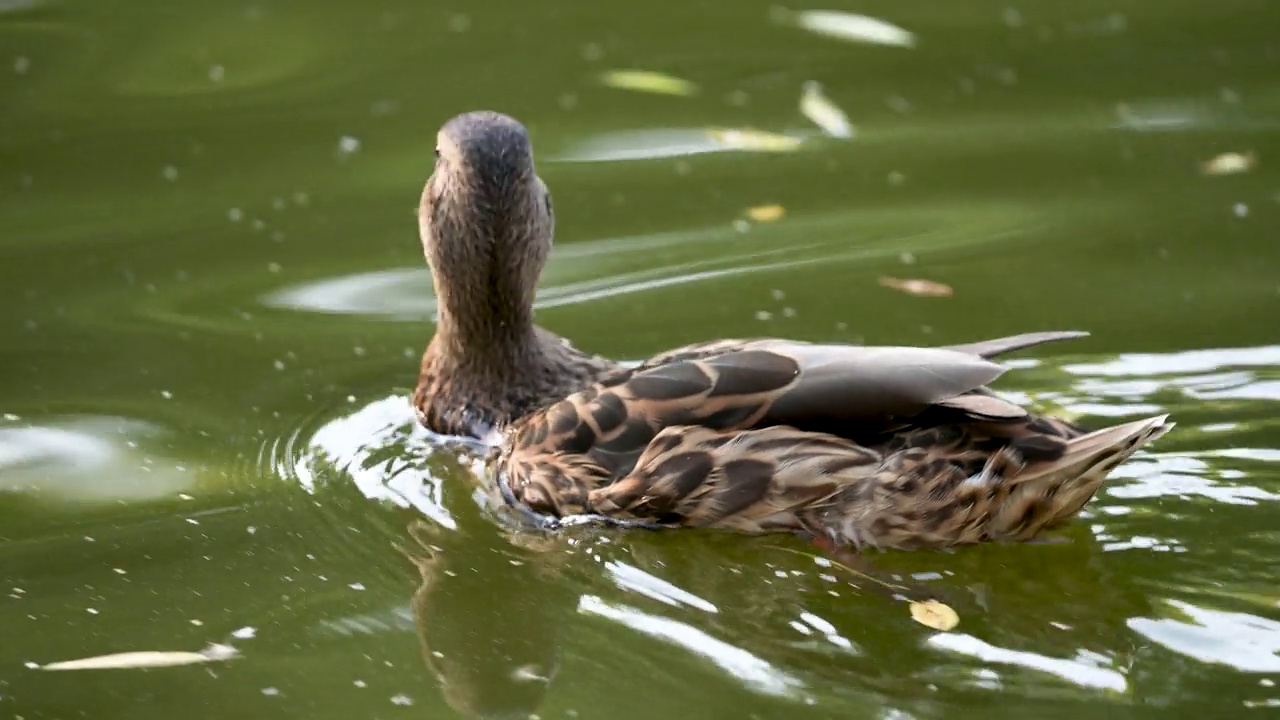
<box><xmin>402</xmin><ymin>517</ymin><xmax>575</xmax><ymax>719</ymax></box>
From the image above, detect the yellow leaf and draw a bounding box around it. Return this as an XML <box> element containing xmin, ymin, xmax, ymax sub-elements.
<box><xmin>1200</xmin><ymin>151</ymin><xmax>1257</xmax><ymax>176</ymax></box>
<box><xmin>910</xmin><ymin>600</ymin><xmax>959</xmax><ymax>631</ymax></box>
<box><xmin>708</xmin><ymin>128</ymin><xmax>804</xmax><ymax>153</ymax></box>
<box><xmin>800</xmin><ymin>81</ymin><xmax>855</xmax><ymax>139</ymax></box>
<box><xmin>878</xmin><ymin>276</ymin><xmax>954</xmax><ymax>297</ymax></box>
<box><xmin>784</xmin><ymin>9</ymin><xmax>917</xmax><ymax>48</ymax></box>
<box><xmin>746</xmin><ymin>204</ymin><xmax>786</xmax><ymax>222</ymax></box>
<box><xmin>599</xmin><ymin>70</ymin><xmax>698</xmax><ymax>97</ymax></box>
<box><xmin>41</xmin><ymin>645</ymin><xmax>238</xmax><ymax>671</ymax></box>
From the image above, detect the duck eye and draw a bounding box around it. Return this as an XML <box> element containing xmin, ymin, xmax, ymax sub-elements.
<box><xmin>433</xmin><ymin>147</ymin><xmax>441</xmax><ymax>158</ymax></box>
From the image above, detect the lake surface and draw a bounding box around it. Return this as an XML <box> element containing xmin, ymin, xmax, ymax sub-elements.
<box><xmin>3</xmin><ymin>0</ymin><xmax>1279</xmax><ymax>717</ymax></box>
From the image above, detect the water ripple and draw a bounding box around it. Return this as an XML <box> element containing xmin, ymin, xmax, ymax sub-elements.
<box><xmin>1128</xmin><ymin>600</ymin><xmax>1280</xmax><ymax>673</ymax></box>
<box><xmin>0</xmin><ymin>415</ymin><xmax>197</xmax><ymax>503</ymax></box>
<box><xmin>577</xmin><ymin>594</ymin><xmax>808</xmax><ymax>699</ymax></box>
<box><xmin>927</xmin><ymin>632</ymin><xmax>1128</xmax><ymax>692</ymax></box>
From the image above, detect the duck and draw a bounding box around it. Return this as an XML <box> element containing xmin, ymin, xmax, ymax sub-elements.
<box><xmin>414</xmin><ymin>110</ymin><xmax>1173</xmax><ymax>551</ymax></box>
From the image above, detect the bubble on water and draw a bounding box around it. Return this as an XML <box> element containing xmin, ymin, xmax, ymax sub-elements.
<box><xmin>261</xmin><ymin>687</ymin><xmax>280</xmax><ymax>696</ymax></box>
<box><xmin>228</xmin><ymin>208</ymin><xmax>244</xmax><ymax>223</ymax></box>
<box><xmin>448</xmin><ymin>14</ymin><xmax>470</xmax><ymax>32</ymax></box>
<box><xmin>337</xmin><ymin>136</ymin><xmax>361</xmax><ymax>155</ymax></box>
<box><xmin>1002</xmin><ymin>7</ymin><xmax>1024</xmax><ymax>27</ymax></box>
<box><xmin>1233</xmin><ymin>202</ymin><xmax>1249</xmax><ymax>218</ymax></box>
<box><xmin>208</xmin><ymin>65</ymin><xmax>225</xmax><ymax>83</ymax></box>
<box><xmin>160</xmin><ymin>390</ymin><xmax>173</xmax><ymax>400</ymax></box>
<box><xmin>267</xmin><ymin>262</ymin><xmax>282</xmax><ymax>273</ymax></box>
<box><xmin>886</xmin><ymin>95</ymin><xmax>912</xmax><ymax>114</ymax></box>
<box><xmin>390</xmin><ymin>694</ymin><xmax>413</xmax><ymax>706</ymax></box>
<box><xmin>14</xmin><ymin>56</ymin><xmax>30</xmax><ymax>74</ymax></box>
<box><xmin>755</xmin><ymin>310</ymin><xmax>773</xmax><ymax>321</ymax></box>
<box><xmin>161</xmin><ymin>166</ymin><xmax>178</xmax><ymax>182</ymax></box>
<box><xmin>370</xmin><ymin>99</ymin><xmax>399</xmax><ymax>116</ymax></box>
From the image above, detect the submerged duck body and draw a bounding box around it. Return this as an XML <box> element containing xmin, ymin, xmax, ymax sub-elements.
<box><xmin>414</xmin><ymin>110</ymin><xmax>1173</xmax><ymax>550</ymax></box>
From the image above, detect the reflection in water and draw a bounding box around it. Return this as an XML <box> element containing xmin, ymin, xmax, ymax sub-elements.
<box><xmin>294</xmin><ymin>393</ymin><xmax>470</xmax><ymax>530</ymax></box>
<box><xmin>578</xmin><ymin>594</ymin><xmax>807</xmax><ymax>700</ymax></box>
<box><xmin>295</xmin><ymin>391</ymin><xmax>574</xmax><ymax>717</ymax></box>
<box><xmin>402</xmin><ymin>519</ymin><xmax>573</xmax><ymax>719</ymax></box>
<box><xmin>1128</xmin><ymin>600</ymin><xmax>1280</xmax><ymax>673</ymax></box>
<box><xmin>604</xmin><ymin>560</ymin><xmax>718</xmax><ymax>613</ymax></box>
<box><xmin>1064</xmin><ymin>345</ymin><xmax>1280</xmax><ymax>377</ymax></box>
<box><xmin>926</xmin><ymin>632</ymin><xmax>1127</xmax><ymax>692</ymax></box>
<box><xmin>1105</xmin><ymin>453</ymin><xmax>1279</xmax><ymax>506</ymax></box>
<box><xmin>0</xmin><ymin>416</ymin><xmax>196</xmax><ymax>502</ymax></box>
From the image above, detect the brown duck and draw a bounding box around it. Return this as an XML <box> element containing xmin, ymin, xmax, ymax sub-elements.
<box><xmin>414</xmin><ymin>110</ymin><xmax>1173</xmax><ymax>551</ymax></box>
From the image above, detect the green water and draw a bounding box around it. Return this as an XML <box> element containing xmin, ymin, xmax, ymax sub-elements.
<box><xmin>3</xmin><ymin>0</ymin><xmax>1280</xmax><ymax>717</ymax></box>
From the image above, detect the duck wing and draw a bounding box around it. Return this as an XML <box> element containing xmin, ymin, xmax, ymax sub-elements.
<box><xmin>938</xmin><ymin>330</ymin><xmax>1089</xmax><ymax>359</ymax></box>
<box><xmin>506</xmin><ymin>341</ymin><xmax>1016</xmax><ymax>491</ymax></box>
<box><xmin>639</xmin><ymin>330</ymin><xmax>1088</xmax><ymax>368</ymax></box>
<box><xmin>585</xmin><ymin>413</ymin><xmax>1171</xmax><ymax>548</ymax></box>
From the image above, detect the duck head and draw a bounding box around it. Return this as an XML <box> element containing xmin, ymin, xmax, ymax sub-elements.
<box><xmin>419</xmin><ymin>111</ymin><xmax>554</xmax><ymax>354</ymax></box>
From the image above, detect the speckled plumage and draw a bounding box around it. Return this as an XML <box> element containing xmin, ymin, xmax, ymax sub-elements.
<box><xmin>416</xmin><ymin>110</ymin><xmax>1174</xmax><ymax>550</ymax></box>
<box><xmin>412</xmin><ymin>111</ymin><xmax>619</xmax><ymax>437</ymax></box>
<box><xmin>496</xmin><ymin>338</ymin><xmax>1172</xmax><ymax>549</ymax></box>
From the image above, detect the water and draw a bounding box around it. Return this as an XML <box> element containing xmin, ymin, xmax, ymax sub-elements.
<box><xmin>2</xmin><ymin>0</ymin><xmax>1279</xmax><ymax>717</ymax></box>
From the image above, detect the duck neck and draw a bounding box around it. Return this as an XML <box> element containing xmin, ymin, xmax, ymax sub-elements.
<box><xmin>431</xmin><ymin>299</ymin><xmax>543</xmax><ymax>377</ymax></box>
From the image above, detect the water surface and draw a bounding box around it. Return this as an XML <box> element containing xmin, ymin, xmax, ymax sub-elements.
<box><xmin>3</xmin><ymin>1</ymin><xmax>1280</xmax><ymax>718</ymax></box>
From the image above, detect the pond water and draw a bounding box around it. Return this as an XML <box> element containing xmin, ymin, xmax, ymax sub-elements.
<box><xmin>3</xmin><ymin>0</ymin><xmax>1280</xmax><ymax>718</ymax></box>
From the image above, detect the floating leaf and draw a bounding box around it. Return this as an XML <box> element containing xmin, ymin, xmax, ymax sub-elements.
<box><xmin>800</xmin><ymin>81</ymin><xmax>854</xmax><ymax>138</ymax></box>
<box><xmin>1201</xmin><ymin>151</ymin><xmax>1257</xmax><ymax>176</ymax></box>
<box><xmin>746</xmin><ymin>204</ymin><xmax>786</xmax><ymax>222</ymax></box>
<box><xmin>878</xmin><ymin>276</ymin><xmax>954</xmax><ymax>297</ymax></box>
<box><xmin>708</xmin><ymin>128</ymin><xmax>804</xmax><ymax>153</ymax></box>
<box><xmin>910</xmin><ymin>600</ymin><xmax>959</xmax><ymax>631</ymax></box>
<box><xmin>600</xmin><ymin>70</ymin><xmax>698</xmax><ymax>97</ymax></box>
<box><xmin>40</xmin><ymin>644</ymin><xmax>238</xmax><ymax>671</ymax></box>
<box><xmin>781</xmin><ymin>9</ymin><xmax>916</xmax><ymax>48</ymax></box>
